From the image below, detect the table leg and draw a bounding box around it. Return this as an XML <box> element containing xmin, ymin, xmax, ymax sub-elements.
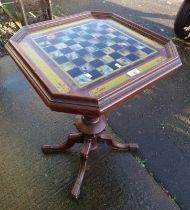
<box><xmin>71</xmin><ymin>140</ymin><xmax>91</xmax><ymax>199</ymax></box>
<box><xmin>99</xmin><ymin>131</ymin><xmax>139</xmax><ymax>151</ymax></box>
<box><xmin>41</xmin><ymin>133</ymin><xmax>83</xmax><ymax>154</ymax></box>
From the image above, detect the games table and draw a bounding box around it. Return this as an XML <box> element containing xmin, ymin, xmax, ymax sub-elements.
<box><xmin>5</xmin><ymin>11</ymin><xmax>182</xmax><ymax>199</ymax></box>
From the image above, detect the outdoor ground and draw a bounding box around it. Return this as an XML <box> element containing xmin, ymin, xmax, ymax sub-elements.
<box><xmin>0</xmin><ymin>0</ymin><xmax>190</xmax><ymax>209</ymax></box>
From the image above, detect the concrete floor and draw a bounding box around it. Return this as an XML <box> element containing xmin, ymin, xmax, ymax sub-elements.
<box><xmin>0</xmin><ymin>56</ymin><xmax>179</xmax><ymax>210</ymax></box>
<box><xmin>0</xmin><ymin>0</ymin><xmax>189</xmax><ymax>209</ymax></box>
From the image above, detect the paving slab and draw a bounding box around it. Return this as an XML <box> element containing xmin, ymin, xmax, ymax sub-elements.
<box><xmin>0</xmin><ymin>56</ymin><xmax>179</xmax><ymax>210</ymax></box>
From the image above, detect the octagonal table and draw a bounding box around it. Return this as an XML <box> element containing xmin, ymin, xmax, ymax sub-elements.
<box><xmin>5</xmin><ymin>11</ymin><xmax>182</xmax><ymax>199</ymax></box>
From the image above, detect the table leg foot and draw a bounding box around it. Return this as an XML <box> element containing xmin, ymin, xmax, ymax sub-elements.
<box><xmin>71</xmin><ymin>140</ymin><xmax>91</xmax><ymax>199</ymax></box>
<box><xmin>41</xmin><ymin>133</ymin><xmax>83</xmax><ymax>154</ymax></box>
<box><xmin>99</xmin><ymin>132</ymin><xmax>139</xmax><ymax>151</ymax></box>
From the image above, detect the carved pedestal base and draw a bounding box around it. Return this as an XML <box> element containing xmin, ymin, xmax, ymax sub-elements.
<box><xmin>42</xmin><ymin>115</ymin><xmax>139</xmax><ymax>199</ymax></box>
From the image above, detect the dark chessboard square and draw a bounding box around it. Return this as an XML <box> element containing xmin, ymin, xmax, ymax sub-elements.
<box><xmin>60</xmin><ymin>47</ymin><xmax>73</xmax><ymax>54</ymax></box>
<box><xmin>68</xmin><ymin>68</ymin><xmax>82</xmax><ymax>77</ymax></box>
<box><xmin>90</xmin><ymin>60</ymin><xmax>104</xmax><ymax>68</ymax></box>
<box><xmin>126</xmin><ymin>54</ymin><xmax>139</xmax><ymax>61</ymax></box>
<box><xmin>142</xmin><ymin>47</ymin><xmax>154</xmax><ymax>54</ymax></box>
<box><xmin>127</xmin><ymin>46</ymin><xmax>138</xmax><ymax>52</ymax></box>
<box><xmin>72</xmin><ymin>27</ymin><xmax>82</xmax><ymax>32</ymax></box>
<box><xmin>127</xmin><ymin>38</ymin><xmax>137</xmax><ymax>45</ymax></box>
<box><xmin>109</xmin><ymin>52</ymin><xmax>122</xmax><ymax>59</ymax></box>
<box><xmin>55</xmin><ymin>56</ymin><xmax>69</xmax><ymax>64</ymax></box>
<box><xmin>76</xmin><ymin>49</ymin><xmax>88</xmax><ymax>56</ymax></box>
<box><xmin>93</xmin><ymin>51</ymin><xmax>106</xmax><ymax>58</ymax></box>
<box><xmin>68</xmin><ymin>33</ymin><xmax>79</xmax><ymax>39</ymax></box>
<box><xmin>82</xmin><ymin>35</ymin><xmax>94</xmax><ymax>40</ymax></box>
<box><xmin>107</xmin><ymin>61</ymin><xmax>119</xmax><ymax>70</ymax></box>
<box><xmin>95</xmin><ymin>43</ymin><xmax>107</xmax><ymax>49</ymax></box>
<box><xmin>44</xmin><ymin>46</ymin><xmax>57</xmax><ymax>52</ymax></box>
<box><xmin>72</xmin><ymin>58</ymin><xmax>86</xmax><ymax>66</ymax></box>
<box><xmin>98</xmin><ymin>36</ymin><xmax>107</xmax><ymax>42</ymax></box>
<box><xmin>112</xmin><ymin>31</ymin><xmax>122</xmax><ymax>36</ymax></box>
<box><xmin>111</xmin><ymin>44</ymin><xmax>122</xmax><ymax>51</ymax></box>
<box><xmin>90</xmin><ymin>70</ymin><xmax>103</xmax><ymax>79</ymax></box>
<box><xmin>35</xmin><ymin>37</ymin><xmax>46</xmax><ymax>43</ymax></box>
<box><xmin>80</xmin><ymin>41</ymin><xmax>92</xmax><ymax>48</ymax></box>
<box><xmin>64</xmin><ymin>40</ymin><xmax>76</xmax><ymax>46</ymax></box>
<box><xmin>100</xmin><ymin>24</ymin><xmax>110</xmax><ymax>29</ymax></box>
<box><xmin>113</xmin><ymin>37</ymin><xmax>123</xmax><ymax>43</ymax></box>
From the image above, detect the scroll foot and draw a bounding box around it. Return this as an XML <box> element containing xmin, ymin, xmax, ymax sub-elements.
<box><xmin>41</xmin><ymin>133</ymin><xmax>83</xmax><ymax>154</ymax></box>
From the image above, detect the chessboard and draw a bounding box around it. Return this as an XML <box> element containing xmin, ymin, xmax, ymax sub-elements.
<box><xmin>30</xmin><ymin>19</ymin><xmax>159</xmax><ymax>89</ymax></box>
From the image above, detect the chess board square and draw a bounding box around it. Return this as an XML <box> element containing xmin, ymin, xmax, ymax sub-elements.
<box><xmin>88</xmin><ymin>39</ymin><xmax>99</xmax><ymax>45</ymax></box>
<box><xmin>70</xmin><ymin>44</ymin><xmax>83</xmax><ymax>51</ymax></box>
<box><xmin>107</xmin><ymin>33</ymin><xmax>117</xmax><ymax>39</ymax></box>
<box><xmin>83</xmin><ymin>54</ymin><xmax>96</xmax><ymax>62</ymax></box>
<box><xmin>113</xmin><ymin>37</ymin><xmax>124</xmax><ymax>43</ymax></box>
<box><xmin>78</xmin><ymin>31</ymin><xmax>89</xmax><ymax>36</ymax></box>
<box><xmin>98</xmin><ymin>36</ymin><xmax>107</xmax><ymax>42</ymax></box>
<box><xmin>35</xmin><ymin>37</ymin><xmax>46</xmax><ymax>43</ymax></box>
<box><xmin>112</xmin><ymin>31</ymin><xmax>122</xmax><ymax>36</ymax></box>
<box><xmin>65</xmin><ymin>52</ymin><xmax>79</xmax><ymax>60</ymax></box>
<box><xmin>74</xmin><ymin>74</ymin><xmax>92</xmax><ymax>85</ymax></box>
<box><xmin>102</xmin><ymin>47</ymin><xmax>115</xmax><ymax>55</ymax></box>
<box><xmin>44</xmin><ymin>46</ymin><xmax>57</xmax><ymax>52</ymax></box>
<box><xmin>134</xmin><ymin>43</ymin><xmax>145</xmax><ymax>50</ymax></box>
<box><xmin>105</xmin><ymin>40</ymin><xmax>116</xmax><ymax>46</ymax></box>
<box><xmin>60</xmin><ymin>47</ymin><xmax>73</xmax><ymax>54</ymax></box>
<box><xmin>127</xmin><ymin>45</ymin><xmax>138</xmax><ymax>52</ymax></box>
<box><xmin>54</xmin><ymin>42</ymin><xmax>67</xmax><ymax>49</ymax></box>
<box><xmin>72</xmin><ymin>58</ymin><xmax>86</xmax><ymax>66</ymax></box>
<box><xmin>90</xmin><ymin>60</ymin><xmax>104</xmax><ymax>68</ymax></box>
<box><xmin>74</xmin><ymin>37</ymin><xmax>86</xmax><ymax>43</ymax></box>
<box><xmin>93</xmin><ymin>50</ymin><xmax>106</xmax><ymax>58</ymax></box>
<box><xmin>126</xmin><ymin>54</ymin><xmax>139</xmax><ymax>61</ymax></box>
<box><xmin>72</xmin><ymin>27</ymin><xmax>82</xmax><ymax>32</ymax></box>
<box><xmin>55</xmin><ymin>56</ymin><xmax>69</xmax><ymax>64</ymax></box>
<box><xmin>90</xmin><ymin>70</ymin><xmax>102</xmax><ymax>79</ymax></box>
<box><xmin>142</xmin><ymin>47</ymin><xmax>154</xmax><ymax>54</ymax></box>
<box><xmin>119</xmin><ymin>49</ymin><xmax>130</xmax><ymax>56</ymax></box>
<box><xmin>116</xmin><ymin>57</ymin><xmax>131</xmax><ymax>65</ymax></box>
<box><xmin>80</xmin><ymin>63</ymin><xmax>94</xmax><ymax>72</ymax></box>
<box><xmin>68</xmin><ymin>68</ymin><xmax>82</xmax><ymax>77</ymax></box>
<box><xmin>100</xmin><ymin>24</ymin><xmax>110</xmax><ymax>29</ymax></box>
<box><xmin>135</xmin><ymin>50</ymin><xmax>147</xmax><ymax>57</ymax></box>
<box><xmin>38</xmin><ymin>41</ymin><xmax>51</xmax><ymax>48</ymax></box>
<box><xmin>95</xmin><ymin>43</ymin><xmax>107</xmax><ymax>49</ymax></box>
<box><xmin>49</xmin><ymin>50</ymin><xmax>64</xmax><ymax>58</ymax></box>
<box><xmin>62</xmin><ymin>61</ymin><xmax>75</xmax><ymax>71</ymax></box>
<box><xmin>127</xmin><ymin>38</ymin><xmax>137</xmax><ymax>45</ymax></box>
<box><xmin>111</xmin><ymin>44</ymin><xmax>122</xmax><ymax>51</ymax></box>
<box><xmin>86</xmin><ymin>46</ymin><xmax>99</xmax><ymax>53</ymax></box>
<box><xmin>101</xmin><ymin>55</ymin><xmax>114</xmax><ymax>63</ymax></box>
<box><xmin>55</xmin><ymin>32</ymin><xmax>65</xmax><ymax>37</ymax></box>
<box><xmin>80</xmin><ymin>41</ymin><xmax>92</xmax><ymax>48</ymax></box>
<box><xmin>107</xmin><ymin>61</ymin><xmax>120</xmax><ymax>70</ymax></box>
<box><xmin>64</xmin><ymin>40</ymin><xmax>76</xmax><ymax>46</ymax></box>
<box><xmin>110</xmin><ymin>52</ymin><xmax>122</xmax><ymax>59</ymax></box>
<box><xmin>82</xmin><ymin>35</ymin><xmax>94</xmax><ymax>40</ymax></box>
<box><xmin>59</xmin><ymin>36</ymin><xmax>70</xmax><ymax>42</ymax></box>
<box><xmin>97</xmin><ymin>65</ymin><xmax>113</xmax><ymax>75</ymax></box>
<box><xmin>76</xmin><ymin>49</ymin><xmax>88</xmax><ymax>56</ymax></box>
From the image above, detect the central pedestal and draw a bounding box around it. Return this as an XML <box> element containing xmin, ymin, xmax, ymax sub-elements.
<box><xmin>42</xmin><ymin>115</ymin><xmax>139</xmax><ymax>199</ymax></box>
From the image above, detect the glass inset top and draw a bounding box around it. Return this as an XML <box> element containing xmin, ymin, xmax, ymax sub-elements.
<box><xmin>18</xmin><ymin>17</ymin><xmax>168</xmax><ymax>97</ymax></box>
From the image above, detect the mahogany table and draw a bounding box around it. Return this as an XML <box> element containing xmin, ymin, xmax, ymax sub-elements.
<box><xmin>5</xmin><ymin>11</ymin><xmax>182</xmax><ymax>199</ymax></box>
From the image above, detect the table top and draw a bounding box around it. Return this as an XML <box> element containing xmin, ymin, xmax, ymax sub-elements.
<box><xmin>6</xmin><ymin>11</ymin><xmax>182</xmax><ymax>116</ymax></box>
